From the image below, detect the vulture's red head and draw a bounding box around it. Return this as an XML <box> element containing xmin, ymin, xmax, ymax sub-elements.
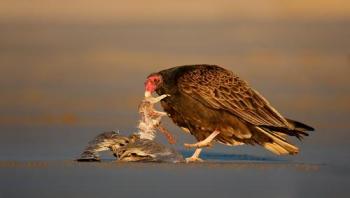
<box><xmin>144</xmin><ymin>73</ymin><xmax>162</xmax><ymax>97</ymax></box>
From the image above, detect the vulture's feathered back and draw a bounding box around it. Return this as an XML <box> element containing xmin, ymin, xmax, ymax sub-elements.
<box><xmin>148</xmin><ymin>64</ymin><xmax>314</xmax><ymax>155</ymax></box>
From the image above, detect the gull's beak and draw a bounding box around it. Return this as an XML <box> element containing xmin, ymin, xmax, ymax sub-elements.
<box><xmin>145</xmin><ymin>91</ymin><xmax>151</xmax><ymax>98</ymax></box>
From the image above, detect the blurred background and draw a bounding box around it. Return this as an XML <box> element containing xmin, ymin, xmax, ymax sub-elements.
<box><xmin>1</xmin><ymin>1</ymin><xmax>350</xmax><ymax>198</ymax></box>
<box><xmin>0</xmin><ymin>0</ymin><xmax>349</xmax><ymax>163</ymax></box>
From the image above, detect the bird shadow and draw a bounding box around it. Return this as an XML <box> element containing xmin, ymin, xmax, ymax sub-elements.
<box><xmin>180</xmin><ymin>150</ymin><xmax>284</xmax><ymax>162</ymax></box>
<box><xmin>94</xmin><ymin>150</ymin><xmax>285</xmax><ymax>162</ymax></box>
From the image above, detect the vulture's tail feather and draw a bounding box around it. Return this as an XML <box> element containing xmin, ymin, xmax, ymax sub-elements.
<box><xmin>260</xmin><ymin>119</ymin><xmax>314</xmax><ymax>140</ymax></box>
<box><xmin>256</xmin><ymin>127</ymin><xmax>299</xmax><ymax>155</ymax></box>
<box><xmin>286</xmin><ymin>118</ymin><xmax>315</xmax><ymax>131</ymax></box>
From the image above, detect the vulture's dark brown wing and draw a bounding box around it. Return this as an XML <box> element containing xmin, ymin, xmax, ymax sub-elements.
<box><xmin>177</xmin><ymin>66</ymin><xmax>292</xmax><ymax>128</ymax></box>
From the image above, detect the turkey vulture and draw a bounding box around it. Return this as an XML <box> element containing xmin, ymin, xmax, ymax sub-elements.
<box><xmin>144</xmin><ymin>64</ymin><xmax>314</xmax><ymax>162</ymax></box>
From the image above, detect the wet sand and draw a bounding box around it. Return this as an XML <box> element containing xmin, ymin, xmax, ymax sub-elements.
<box><xmin>0</xmin><ymin>158</ymin><xmax>347</xmax><ymax>198</ymax></box>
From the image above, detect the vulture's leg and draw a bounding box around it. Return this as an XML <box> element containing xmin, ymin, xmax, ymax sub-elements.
<box><xmin>185</xmin><ymin>148</ymin><xmax>203</xmax><ymax>163</ymax></box>
<box><xmin>184</xmin><ymin>130</ymin><xmax>220</xmax><ymax>148</ymax></box>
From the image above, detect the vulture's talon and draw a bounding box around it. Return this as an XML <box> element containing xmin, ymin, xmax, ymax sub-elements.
<box><xmin>185</xmin><ymin>157</ymin><xmax>203</xmax><ymax>163</ymax></box>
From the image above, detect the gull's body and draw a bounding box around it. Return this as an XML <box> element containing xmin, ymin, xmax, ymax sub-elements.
<box><xmin>77</xmin><ymin>131</ymin><xmax>183</xmax><ymax>163</ymax></box>
<box><xmin>77</xmin><ymin>95</ymin><xmax>181</xmax><ymax>163</ymax></box>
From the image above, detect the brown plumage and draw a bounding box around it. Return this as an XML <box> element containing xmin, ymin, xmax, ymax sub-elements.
<box><xmin>145</xmin><ymin>64</ymin><xmax>314</xmax><ymax>156</ymax></box>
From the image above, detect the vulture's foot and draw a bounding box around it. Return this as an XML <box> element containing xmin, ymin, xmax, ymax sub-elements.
<box><xmin>184</xmin><ymin>130</ymin><xmax>220</xmax><ymax>148</ymax></box>
<box><xmin>185</xmin><ymin>148</ymin><xmax>203</xmax><ymax>163</ymax></box>
<box><xmin>185</xmin><ymin>156</ymin><xmax>203</xmax><ymax>163</ymax></box>
<box><xmin>184</xmin><ymin>142</ymin><xmax>212</xmax><ymax>148</ymax></box>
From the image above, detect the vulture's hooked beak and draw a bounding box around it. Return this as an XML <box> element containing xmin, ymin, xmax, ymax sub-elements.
<box><xmin>144</xmin><ymin>91</ymin><xmax>151</xmax><ymax>97</ymax></box>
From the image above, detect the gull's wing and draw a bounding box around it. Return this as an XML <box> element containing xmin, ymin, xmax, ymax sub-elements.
<box><xmin>77</xmin><ymin>131</ymin><xmax>129</xmax><ymax>162</ymax></box>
